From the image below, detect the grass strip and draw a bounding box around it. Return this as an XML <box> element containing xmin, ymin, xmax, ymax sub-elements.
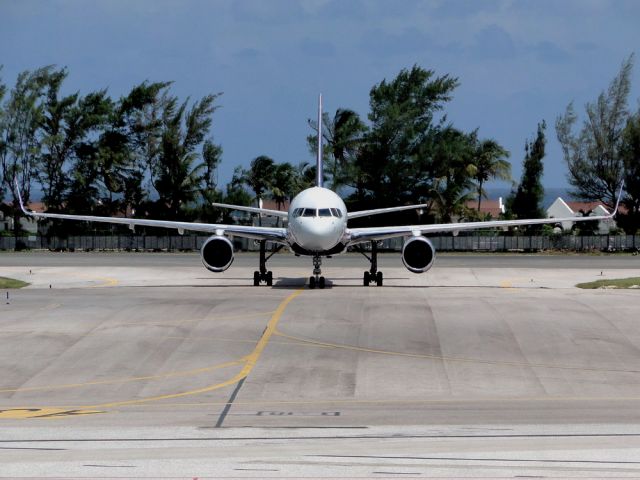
<box><xmin>0</xmin><ymin>277</ymin><xmax>29</xmax><ymax>289</ymax></box>
<box><xmin>576</xmin><ymin>277</ymin><xmax>640</xmax><ymax>289</ymax></box>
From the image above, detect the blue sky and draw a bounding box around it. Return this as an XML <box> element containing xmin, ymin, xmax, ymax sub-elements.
<box><xmin>1</xmin><ymin>0</ymin><xmax>639</xmax><ymax>189</ymax></box>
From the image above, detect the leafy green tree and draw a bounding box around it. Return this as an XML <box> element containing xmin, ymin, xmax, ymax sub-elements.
<box><xmin>295</xmin><ymin>161</ymin><xmax>318</xmax><ymax>191</ymax></box>
<box><xmin>352</xmin><ymin>65</ymin><xmax>460</xmax><ymax>216</ymax></box>
<box><xmin>509</xmin><ymin>121</ymin><xmax>547</xmax><ymax>220</ymax></box>
<box><xmin>0</xmin><ymin>66</ymin><xmax>6</xmax><ymax>203</ymax></box>
<box><xmin>430</xmin><ymin>127</ymin><xmax>477</xmax><ymax>222</ymax></box>
<box><xmin>556</xmin><ymin>55</ymin><xmax>633</xmax><ymax>208</ymax></box>
<box><xmin>151</xmin><ymin>92</ymin><xmax>220</xmax><ymax>219</ymax></box>
<box><xmin>38</xmin><ymin>72</ymin><xmax>112</xmax><ymax>218</ymax></box>
<box><xmin>271</xmin><ymin>162</ymin><xmax>298</xmax><ymax>210</ymax></box>
<box><xmin>470</xmin><ymin>138</ymin><xmax>511</xmax><ymax>212</ymax></box>
<box><xmin>0</xmin><ymin>66</ymin><xmax>55</xmax><ymax>242</ymax></box>
<box><xmin>101</xmin><ymin>81</ymin><xmax>171</xmax><ymax>216</ymax></box>
<box><xmin>199</xmin><ymin>138</ymin><xmax>224</xmax><ymax>222</ymax></box>
<box><xmin>307</xmin><ymin>108</ymin><xmax>366</xmax><ymax>193</ymax></box>
<box><xmin>618</xmin><ymin>112</ymin><xmax>640</xmax><ymax>233</ymax></box>
<box><xmin>239</xmin><ymin>155</ymin><xmax>275</xmax><ymax>204</ymax></box>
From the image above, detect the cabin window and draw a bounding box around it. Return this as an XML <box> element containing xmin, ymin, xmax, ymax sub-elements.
<box><xmin>318</xmin><ymin>208</ymin><xmax>332</xmax><ymax>217</ymax></box>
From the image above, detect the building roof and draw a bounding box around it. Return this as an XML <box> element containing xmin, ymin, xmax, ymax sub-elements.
<box><xmin>565</xmin><ymin>201</ymin><xmax>608</xmax><ymax>214</ymax></box>
<box><xmin>464</xmin><ymin>199</ymin><xmax>504</xmax><ymax>217</ymax></box>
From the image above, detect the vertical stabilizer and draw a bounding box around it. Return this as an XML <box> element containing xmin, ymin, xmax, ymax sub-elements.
<box><xmin>316</xmin><ymin>94</ymin><xmax>323</xmax><ymax>188</ymax></box>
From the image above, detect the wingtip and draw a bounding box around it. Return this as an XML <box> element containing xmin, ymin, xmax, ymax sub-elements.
<box><xmin>13</xmin><ymin>177</ymin><xmax>30</xmax><ymax>215</ymax></box>
<box><xmin>613</xmin><ymin>179</ymin><xmax>625</xmax><ymax>215</ymax></box>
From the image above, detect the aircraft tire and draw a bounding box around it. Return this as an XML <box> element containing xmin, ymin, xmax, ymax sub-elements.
<box><xmin>319</xmin><ymin>276</ymin><xmax>325</xmax><ymax>289</ymax></box>
<box><xmin>376</xmin><ymin>271</ymin><xmax>383</xmax><ymax>286</ymax></box>
<box><xmin>309</xmin><ymin>276</ymin><xmax>316</xmax><ymax>289</ymax></box>
<box><xmin>363</xmin><ymin>271</ymin><xmax>370</xmax><ymax>286</ymax></box>
<box><xmin>253</xmin><ymin>271</ymin><xmax>260</xmax><ymax>286</ymax></box>
<box><xmin>266</xmin><ymin>271</ymin><xmax>273</xmax><ymax>286</ymax></box>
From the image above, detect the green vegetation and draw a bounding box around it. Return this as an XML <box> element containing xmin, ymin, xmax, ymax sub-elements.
<box><xmin>1</xmin><ymin>57</ymin><xmax>639</xmax><ymax>245</ymax></box>
<box><xmin>0</xmin><ymin>276</ymin><xmax>29</xmax><ymax>288</ymax></box>
<box><xmin>576</xmin><ymin>277</ymin><xmax>640</xmax><ymax>289</ymax></box>
<box><xmin>557</xmin><ymin>54</ymin><xmax>640</xmax><ymax>233</ymax></box>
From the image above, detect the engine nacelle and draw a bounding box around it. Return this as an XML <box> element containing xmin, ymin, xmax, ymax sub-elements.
<box><xmin>401</xmin><ymin>236</ymin><xmax>436</xmax><ymax>273</ymax></box>
<box><xmin>201</xmin><ymin>235</ymin><xmax>234</xmax><ymax>272</ymax></box>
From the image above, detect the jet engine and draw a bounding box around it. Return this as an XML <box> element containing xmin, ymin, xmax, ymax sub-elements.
<box><xmin>201</xmin><ymin>235</ymin><xmax>234</xmax><ymax>272</ymax></box>
<box><xmin>401</xmin><ymin>236</ymin><xmax>436</xmax><ymax>273</ymax></box>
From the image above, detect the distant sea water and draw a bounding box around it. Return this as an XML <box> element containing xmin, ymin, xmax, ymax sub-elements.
<box><xmin>485</xmin><ymin>187</ymin><xmax>576</xmax><ymax>209</ymax></box>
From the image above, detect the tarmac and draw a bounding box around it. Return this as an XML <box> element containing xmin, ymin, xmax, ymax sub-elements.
<box><xmin>1</xmin><ymin>251</ymin><xmax>640</xmax><ymax>477</ymax></box>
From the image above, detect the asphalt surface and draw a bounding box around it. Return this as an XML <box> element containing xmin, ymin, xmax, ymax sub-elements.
<box><xmin>2</xmin><ymin>252</ymin><xmax>640</xmax><ymax>477</ymax></box>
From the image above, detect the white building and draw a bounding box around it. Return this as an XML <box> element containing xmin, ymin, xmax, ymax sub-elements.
<box><xmin>546</xmin><ymin>197</ymin><xmax>614</xmax><ymax>234</ymax></box>
<box><xmin>0</xmin><ymin>203</ymin><xmax>41</xmax><ymax>235</ymax></box>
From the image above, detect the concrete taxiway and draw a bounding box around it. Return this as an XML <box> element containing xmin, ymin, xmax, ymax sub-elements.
<box><xmin>1</xmin><ymin>252</ymin><xmax>640</xmax><ymax>477</ymax></box>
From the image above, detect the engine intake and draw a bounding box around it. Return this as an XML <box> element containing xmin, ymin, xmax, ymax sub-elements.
<box><xmin>402</xmin><ymin>236</ymin><xmax>435</xmax><ymax>273</ymax></box>
<box><xmin>201</xmin><ymin>235</ymin><xmax>234</xmax><ymax>272</ymax></box>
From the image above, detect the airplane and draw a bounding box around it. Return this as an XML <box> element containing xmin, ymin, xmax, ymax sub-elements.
<box><xmin>16</xmin><ymin>95</ymin><xmax>624</xmax><ymax>289</ymax></box>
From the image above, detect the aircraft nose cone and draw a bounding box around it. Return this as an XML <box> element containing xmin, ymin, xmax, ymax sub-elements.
<box><xmin>296</xmin><ymin>220</ymin><xmax>339</xmax><ymax>251</ymax></box>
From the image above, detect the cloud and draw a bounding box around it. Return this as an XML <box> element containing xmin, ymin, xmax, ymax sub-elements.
<box><xmin>471</xmin><ymin>25</ymin><xmax>516</xmax><ymax>60</ymax></box>
<box><xmin>431</xmin><ymin>0</ymin><xmax>505</xmax><ymax>19</ymax></box>
<box><xmin>529</xmin><ymin>41</ymin><xmax>571</xmax><ymax>64</ymax></box>
<box><xmin>299</xmin><ymin>38</ymin><xmax>336</xmax><ymax>57</ymax></box>
<box><xmin>359</xmin><ymin>27</ymin><xmax>434</xmax><ymax>57</ymax></box>
<box><xmin>233</xmin><ymin>48</ymin><xmax>264</xmax><ymax>60</ymax></box>
<box><xmin>230</xmin><ymin>0</ymin><xmax>307</xmax><ymax>24</ymax></box>
<box><xmin>317</xmin><ymin>0</ymin><xmax>368</xmax><ymax>19</ymax></box>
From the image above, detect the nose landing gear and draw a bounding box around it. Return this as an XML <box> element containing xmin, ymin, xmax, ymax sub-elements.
<box><xmin>308</xmin><ymin>254</ymin><xmax>326</xmax><ymax>289</ymax></box>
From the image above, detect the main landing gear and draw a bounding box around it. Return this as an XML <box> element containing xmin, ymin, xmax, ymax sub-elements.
<box><xmin>358</xmin><ymin>241</ymin><xmax>383</xmax><ymax>286</ymax></box>
<box><xmin>308</xmin><ymin>254</ymin><xmax>326</xmax><ymax>289</ymax></box>
<box><xmin>253</xmin><ymin>240</ymin><xmax>283</xmax><ymax>286</ymax></box>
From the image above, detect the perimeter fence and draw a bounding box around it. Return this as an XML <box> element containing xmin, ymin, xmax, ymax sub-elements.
<box><xmin>1</xmin><ymin>234</ymin><xmax>639</xmax><ymax>253</ymax></box>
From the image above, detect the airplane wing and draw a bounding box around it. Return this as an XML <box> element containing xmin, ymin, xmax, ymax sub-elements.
<box><xmin>211</xmin><ymin>202</ymin><xmax>288</xmax><ymax>218</ymax></box>
<box><xmin>15</xmin><ymin>183</ymin><xmax>287</xmax><ymax>243</ymax></box>
<box><xmin>347</xmin><ymin>203</ymin><xmax>430</xmax><ymax>220</ymax></box>
<box><xmin>348</xmin><ymin>183</ymin><xmax>624</xmax><ymax>244</ymax></box>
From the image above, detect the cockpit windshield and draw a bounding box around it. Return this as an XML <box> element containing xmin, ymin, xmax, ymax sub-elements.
<box><xmin>293</xmin><ymin>207</ymin><xmax>342</xmax><ymax>218</ymax></box>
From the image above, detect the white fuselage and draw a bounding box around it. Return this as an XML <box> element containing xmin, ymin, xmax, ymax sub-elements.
<box><xmin>287</xmin><ymin>187</ymin><xmax>348</xmax><ymax>254</ymax></box>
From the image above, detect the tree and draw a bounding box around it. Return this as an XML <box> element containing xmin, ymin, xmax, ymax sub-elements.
<box><xmin>0</xmin><ymin>66</ymin><xmax>6</xmax><ymax>203</ymax></box>
<box><xmin>618</xmin><ymin>112</ymin><xmax>640</xmax><ymax>233</ymax></box>
<box><xmin>430</xmin><ymin>127</ymin><xmax>477</xmax><ymax>222</ymax></box>
<box><xmin>239</xmin><ymin>155</ymin><xmax>275</xmax><ymax>204</ymax></box>
<box><xmin>471</xmin><ymin>138</ymin><xmax>511</xmax><ymax>212</ymax></box>
<box><xmin>556</xmin><ymin>55</ymin><xmax>633</xmax><ymax>208</ymax></box>
<box><xmin>151</xmin><ymin>92</ymin><xmax>220</xmax><ymax>219</ymax></box>
<box><xmin>509</xmin><ymin>121</ymin><xmax>547</xmax><ymax>221</ymax></box>
<box><xmin>38</xmin><ymin>70</ymin><xmax>112</xmax><ymax>217</ymax></box>
<box><xmin>0</xmin><ymin>66</ymin><xmax>56</xmax><ymax>243</ymax></box>
<box><xmin>307</xmin><ymin>108</ymin><xmax>366</xmax><ymax>193</ymax></box>
<box><xmin>199</xmin><ymin>138</ymin><xmax>224</xmax><ymax>222</ymax></box>
<box><xmin>354</xmin><ymin>65</ymin><xmax>460</xmax><ymax>211</ymax></box>
<box><xmin>271</xmin><ymin>162</ymin><xmax>297</xmax><ymax>210</ymax></box>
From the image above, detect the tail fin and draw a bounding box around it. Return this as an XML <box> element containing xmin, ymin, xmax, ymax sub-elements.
<box><xmin>316</xmin><ymin>94</ymin><xmax>323</xmax><ymax>188</ymax></box>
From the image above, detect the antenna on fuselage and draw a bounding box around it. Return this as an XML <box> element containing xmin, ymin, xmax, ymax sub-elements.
<box><xmin>316</xmin><ymin>93</ymin><xmax>323</xmax><ymax>188</ymax></box>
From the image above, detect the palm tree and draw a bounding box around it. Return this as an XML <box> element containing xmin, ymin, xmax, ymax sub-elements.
<box><xmin>471</xmin><ymin>139</ymin><xmax>511</xmax><ymax>212</ymax></box>
<box><xmin>271</xmin><ymin>162</ymin><xmax>298</xmax><ymax>210</ymax></box>
<box><xmin>308</xmin><ymin>108</ymin><xmax>366</xmax><ymax>192</ymax></box>
<box><xmin>241</xmin><ymin>155</ymin><xmax>275</xmax><ymax>205</ymax></box>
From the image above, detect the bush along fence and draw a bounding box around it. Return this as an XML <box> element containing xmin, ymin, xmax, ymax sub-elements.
<box><xmin>1</xmin><ymin>234</ymin><xmax>639</xmax><ymax>253</ymax></box>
